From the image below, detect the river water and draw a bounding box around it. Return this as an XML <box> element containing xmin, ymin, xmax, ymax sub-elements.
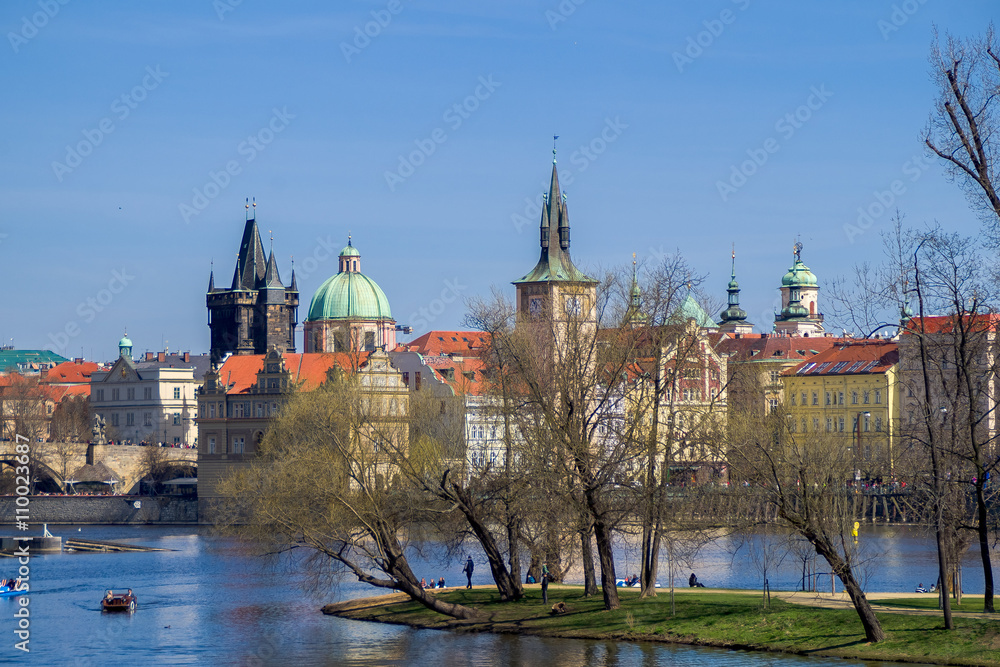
<box><xmin>1</xmin><ymin>524</ymin><xmax>977</xmax><ymax>666</ymax></box>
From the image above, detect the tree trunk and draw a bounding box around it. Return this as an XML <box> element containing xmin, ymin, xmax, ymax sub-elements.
<box><xmin>809</xmin><ymin>533</ymin><xmax>886</xmax><ymax>643</ymax></box>
<box><xmin>641</xmin><ymin>527</ymin><xmax>662</xmax><ymax>598</ymax></box>
<box><xmin>581</xmin><ymin>525</ymin><xmax>598</xmax><ymax>596</ymax></box>
<box><xmin>395</xmin><ymin>578</ymin><xmax>484</xmax><ymax>619</ymax></box>
<box><xmin>443</xmin><ymin>476</ymin><xmax>522</xmax><ymax>601</ymax></box>
<box><xmin>593</xmin><ymin>518</ymin><xmax>620</xmax><ymax>610</ymax></box>
<box><xmin>976</xmin><ymin>479</ymin><xmax>995</xmax><ymax>612</ymax></box>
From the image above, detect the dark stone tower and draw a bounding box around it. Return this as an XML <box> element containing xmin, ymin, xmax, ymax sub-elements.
<box><xmin>207</xmin><ymin>204</ymin><xmax>298</xmax><ymax>365</ymax></box>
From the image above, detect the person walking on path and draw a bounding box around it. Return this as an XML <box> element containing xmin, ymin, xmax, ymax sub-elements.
<box><xmin>463</xmin><ymin>556</ymin><xmax>474</xmax><ymax>589</ymax></box>
<box><xmin>541</xmin><ymin>571</ymin><xmax>549</xmax><ymax>605</ymax></box>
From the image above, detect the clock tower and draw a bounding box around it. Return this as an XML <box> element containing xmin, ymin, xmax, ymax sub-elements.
<box><xmin>512</xmin><ymin>150</ymin><xmax>598</xmax><ymax>329</ymax></box>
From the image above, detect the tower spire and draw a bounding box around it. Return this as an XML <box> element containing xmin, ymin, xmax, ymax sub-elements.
<box><xmin>718</xmin><ymin>244</ymin><xmax>751</xmax><ymax>332</ymax></box>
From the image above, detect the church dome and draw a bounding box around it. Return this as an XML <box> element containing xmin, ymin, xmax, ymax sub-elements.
<box><xmin>781</xmin><ymin>259</ymin><xmax>818</xmax><ymax>287</ymax></box>
<box><xmin>306</xmin><ymin>249</ymin><xmax>392</xmax><ymax>323</ymax></box>
<box><xmin>307</xmin><ymin>273</ymin><xmax>392</xmax><ymax>321</ymax></box>
<box><xmin>118</xmin><ymin>334</ymin><xmax>132</xmax><ymax>348</ymax></box>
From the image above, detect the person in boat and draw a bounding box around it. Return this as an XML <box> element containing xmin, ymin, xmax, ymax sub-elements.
<box><xmin>106</xmin><ymin>590</ymin><xmax>113</xmax><ymax>600</ymax></box>
<box><xmin>915</xmin><ymin>583</ymin><xmax>927</xmax><ymax>593</ymax></box>
<box><xmin>127</xmin><ymin>589</ymin><xmax>133</xmax><ymax>598</ymax></box>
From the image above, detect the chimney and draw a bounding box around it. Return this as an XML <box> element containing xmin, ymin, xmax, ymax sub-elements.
<box><xmin>158</xmin><ymin>352</ymin><xmax>166</xmax><ymax>362</ymax></box>
<box><xmin>183</xmin><ymin>351</ymin><xmax>190</xmax><ymax>363</ymax></box>
<box><xmin>146</xmin><ymin>352</ymin><xmax>154</xmax><ymax>361</ymax></box>
<box><xmin>74</xmin><ymin>357</ymin><xmax>84</xmax><ymax>364</ymax></box>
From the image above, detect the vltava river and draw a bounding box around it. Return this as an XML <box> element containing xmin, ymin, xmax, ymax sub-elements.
<box><xmin>1</xmin><ymin>525</ymin><xmax>967</xmax><ymax>665</ymax></box>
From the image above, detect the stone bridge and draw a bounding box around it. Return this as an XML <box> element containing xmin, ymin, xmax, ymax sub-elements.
<box><xmin>0</xmin><ymin>441</ymin><xmax>197</xmax><ymax>494</ymax></box>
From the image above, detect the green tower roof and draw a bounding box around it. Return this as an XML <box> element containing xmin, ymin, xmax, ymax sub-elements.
<box><xmin>306</xmin><ymin>272</ymin><xmax>392</xmax><ymax>322</ymax></box>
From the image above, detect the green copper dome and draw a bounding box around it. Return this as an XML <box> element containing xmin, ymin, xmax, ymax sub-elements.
<box><xmin>781</xmin><ymin>259</ymin><xmax>817</xmax><ymax>287</ymax></box>
<box><xmin>307</xmin><ymin>272</ymin><xmax>392</xmax><ymax>322</ymax></box>
<box><xmin>118</xmin><ymin>334</ymin><xmax>132</xmax><ymax>348</ymax></box>
<box><xmin>340</xmin><ymin>244</ymin><xmax>360</xmax><ymax>258</ymax></box>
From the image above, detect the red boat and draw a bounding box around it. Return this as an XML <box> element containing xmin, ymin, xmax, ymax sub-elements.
<box><xmin>101</xmin><ymin>589</ymin><xmax>137</xmax><ymax>612</ymax></box>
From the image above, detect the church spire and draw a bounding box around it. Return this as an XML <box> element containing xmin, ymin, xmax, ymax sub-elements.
<box><xmin>625</xmin><ymin>253</ymin><xmax>647</xmax><ymax>326</ymax></box>
<box><xmin>718</xmin><ymin>245</ymin><xmax>752</xmax><ymax>333</ymax></box>
<box><xmin>513</xmin><ymin>145</ymin><xmax>595</xmax><ymax>286</ymax></box>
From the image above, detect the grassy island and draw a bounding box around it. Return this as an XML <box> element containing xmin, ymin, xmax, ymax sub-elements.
<box><xmin>323</xmin><ymin>586</ymin><xmax>1000</xmax><ymax>666</ymax></box>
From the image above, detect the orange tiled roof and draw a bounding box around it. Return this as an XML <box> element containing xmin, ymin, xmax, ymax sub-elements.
<box><xmin>43</xmin><ymin>360</ymin><xmax>101</xmax><ymax>385</ymax></box>
<box><xmin>46</xmin><ymin>384</ymin><xmax>90</xmax><ymax>402</ymax></box>
<box><xmin>783</xmin><ymin>340</ymin><xmax>898</xmax><ymax>376</ymax></box>
<box><xmin>395</xmin><ymin>331</ymin><xmax>490</xmax><ymax>357</ymax></box>
<box><xmin>715</xmin><ymin>334</ymin><xmax>850</xmax><ymax>362</ymax></box>
<box><xmin>215</xmin><ymin>352</ymin><xmax>371</xmax><ymax>395</ymax></box>
<box><xmin>902</xmin><ymin>314</ymin><xmax>1000</xmax><ymax>335</ymax></box>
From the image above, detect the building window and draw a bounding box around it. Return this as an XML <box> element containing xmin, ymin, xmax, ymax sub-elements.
<box><xmin>801</xmin><ymin>392</ymin><xmax>807</xmax><ymax>406</ymax></box>
<box><xmin>863</xmin><ymin>414</ymin><xmax>871</xmax><ymax>432</ymax></box>
<box><xmin>813</xmin><ymin>418</ymin><xmax>820</xmax><ymax>432</ymax></box>
<box><xmin>111</xmin><ymin>413</ymin><xmax>120</xmax><ymax>427</ymax></box>
<box><xmin>209</xmin><ymin>403</ymin><xmax>216</xmax><ymax>419</ymax></box>
<box><xmin>838</xmin><ymin>392</ymin><xmax>845</xmax><ymax>406</ymax></box>
<box><xmin>875</xmin><ymin>417</ymin><xmax>883</xmax><ymax>432</ymax></box>
<box><xmin>144</xmin><ymin>387</ymin><xmax>152</xmax><ymax>400</ymax></box>
<box><xmin>126</xmin><ymin>413</ymin><xmax>135</xmax><ymax>426</ymax></box>
<box><xmin>174</xmin><ymin>387</ymin><xmax>181</xmax><ymax>400</ymax></box>
<box><xmin>364</xmin><ymin>331</ymin><xmax>376</xmax><ymax>351</ymax></box>
<box><xmin>811</xmin><ymin>392</ymin><xmax>818</xmax><ymax>406</ymax></box>
<box><xmin>402</xmin><ymin>372</ymin><xmax>409</xmax><ymax>387</ymax></box>
<box><xmin>111</xmin><ymin>388</ymin><xmax>120</xmax><ymax>401</ymax></box>
<box><xmin>173</xmin><ymin>413</ymin><xmax>180</xmax><ymax>425</ymax></box>
<box><xmin>256</xmin><ymin>402</ymin><xmax>265</xmax><ymax>418</ymax></box>
<box><xmin>174</xmin><ymin>437</ymin><xmax>180</xmax><ymax>444</ymax></box>
<box><xmin>863</xmin><ymin>391</ymin><xmax>870</xmax><ymax>404</ymax></box>
<box><xmin>838</xmin><ymin>417</ymin><xmax>845</xmax><ymax>432</ymax></box>
<box><xmin>96</xmin><ymin>389</ymin><xmax>104</xmax><ymax>402</ymax></box>
<box><xmin>790</xmin><ymin>393</ymin><xmax>796</xmax><ymax>406</ymax></box>
<box><xmin>127</xmin><ymin>388</ymin><xmax>135</xmax><ymax>400</ymax></box>
<box><xmin>232</xmin><ymin>437</ymin><xmax>244</xmax><ymax>454</ymax></box>
<box><xmin>208</xmin><ymin>437</ymin><xmax>216</xmax><ymax>454</ymax></box>
<box><xmin>768</xmin><ymin>398</ymin><xmax>779</xmax><ymax>414</ymax></box>
<box><xmin>826</xmin><ymin>418</ymin><xmax>832</xmax><ymax>432</ymax></box>
<box><xmin>801</xmin><ymin>417</ymin><xmax>807</xmax><ymax>433</ymax></box>
<box><xmin>144</xmin><ymin>412</ymin><xmax>152</xmax><ymax>427</ymax></box>
<box><xmin>769</xmin><ymin>370</ymin><xmax>781</xmax><ymax>384</ymax></box>
<box><xmin>851</xmin><ymin>391</ymin><xmax>858</xmax><ymax>405</ymax></box>
<box><xmin>825</xmin><ymin>392</ymin><xmax>831</xmax><ymax>406</ymax></box>
<box><xmin>789</xmin><ymin>418</ymin><xmax>797</xmax><ymax>433</ymax></box>
<box><xmin>874</xmin><ymin>389</ymin><xmax>882</xmax><ymax>404</ymax></box>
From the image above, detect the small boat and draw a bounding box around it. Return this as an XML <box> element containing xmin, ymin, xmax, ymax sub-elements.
<box><xmin>0</xmin><ymin>579</ymin><xmax>23</xmax><ymax>598</ymax></box>
<box><xmin>101</xmin><ymin>589</ymin><xmax>137</xmax><ymax>612</ymax></box>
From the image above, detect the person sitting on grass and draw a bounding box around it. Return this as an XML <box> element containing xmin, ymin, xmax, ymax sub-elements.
<box><xmin>915</xmin><ymin>583</ymin><xmax>927</xmax><ymax>593</ymax></box>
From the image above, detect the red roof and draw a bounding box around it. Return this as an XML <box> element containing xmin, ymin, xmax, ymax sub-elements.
<box><xmin>395</xmin><ymin>331</ymin><xmax>490</xmax><ymax>357</ymax></box>
<box><xmin>43</xmin><ymin>360</ymin><xmax>101</xmax><ymax>385</ymax></box>
<box><xmin>46</xmin><ymin>384</ymin><xmax>90</xmax><ymax>402</ymax></box>
<box><xmin>902</xmin><ymin>314</ymin><xmax>1000</xmax><ymax>335</ymax></box>
<box><xmin>783</xmin><ymin>340</ymin><xmax>898</xmax><ymax>376</ymax></box>
<box><xmin>715</xmin><ymin>334</ymin><xmax>850</xmax><ymax>362</ymax></box>
<box><xmin>215</xmin><ymin>352</ymin><xmax>371</xmax><ymax>395</ymax></box>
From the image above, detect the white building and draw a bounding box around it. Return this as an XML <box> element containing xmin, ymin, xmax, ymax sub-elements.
<box><xmin>89</xmin><ymin>335</ymin><xmax>208</xmax><ymax>446</ymax></box>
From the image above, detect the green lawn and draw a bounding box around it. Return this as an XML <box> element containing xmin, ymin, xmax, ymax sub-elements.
<box><xmin>328</xmin><ymin>587</ymin><xmax>1000</xmax><ymax>666</ymax></box>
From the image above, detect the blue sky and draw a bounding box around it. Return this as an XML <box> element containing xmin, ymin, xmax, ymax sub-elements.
<box><xmin>1</xmin><ymin>0</ymin><xmax>995</xmax><ymax>360</ymax></box>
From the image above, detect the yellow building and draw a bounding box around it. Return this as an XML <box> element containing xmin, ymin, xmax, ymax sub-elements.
<box><xmin>781</xmin><ymin>340</ymin><xmax>900</xmax><ymax>477</ymax></box>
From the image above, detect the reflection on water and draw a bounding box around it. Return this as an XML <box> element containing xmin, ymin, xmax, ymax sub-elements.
<box><xmin>0</xmin><ymin>525</ymin><xmax>954</xmax><ymax>666</ymax></box>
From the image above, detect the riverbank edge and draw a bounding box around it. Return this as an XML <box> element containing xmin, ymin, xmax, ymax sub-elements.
<box><xmin>322</xmin><ymin>587</ymin><xmax>999</xmax><ymax>667</ymax></box>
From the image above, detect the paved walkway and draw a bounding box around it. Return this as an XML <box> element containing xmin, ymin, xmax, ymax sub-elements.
<box><xmin>773</xmin><ymin>590</ymin><xmax>1000</xmax><ymax>618</ymax></box>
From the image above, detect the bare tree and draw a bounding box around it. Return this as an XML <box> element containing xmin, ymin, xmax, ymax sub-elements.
<box><xmin>728</xmin><ymin>411</ymin><xmax>888</xmax><ymax>643</ymax></box>
<box><xmin>926</xmin><ymin>26</ymin><xmax>1000</xmax><ymax>245</ymax></box>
